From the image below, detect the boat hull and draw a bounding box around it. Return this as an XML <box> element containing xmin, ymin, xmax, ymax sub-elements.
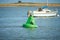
<box><xmin>32</xmin><ymin>13</ymin><xmax>57</xmax><ymax>17</ymax></box>
<box><xmin>31</xmin><ymin>10</ymin><xmax>58</xmax><ymax>17</ymax></box>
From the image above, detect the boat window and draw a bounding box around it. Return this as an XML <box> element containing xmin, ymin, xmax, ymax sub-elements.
<box><xmin>46</xmin><ymin>11</ymin><xmax>49</xmax><ymax>12</ymax></box>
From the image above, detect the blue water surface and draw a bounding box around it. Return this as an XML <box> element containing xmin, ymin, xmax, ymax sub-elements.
<box><xmin>0</xmin><ymin>6</ymin><xmax>60</xmax><ymax>40</ymax></box>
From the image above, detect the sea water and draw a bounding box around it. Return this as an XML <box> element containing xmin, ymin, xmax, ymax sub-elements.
<box><xmin>0</xmin><ymin>6</ymin><xmax>60</xmax><ymax>40</ymax></box>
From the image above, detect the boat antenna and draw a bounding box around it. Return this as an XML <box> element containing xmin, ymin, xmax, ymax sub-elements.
<box><xmin>47</xmin><ymin>0</ymin><xmax>48</xmax><ymax>6</ymax></box>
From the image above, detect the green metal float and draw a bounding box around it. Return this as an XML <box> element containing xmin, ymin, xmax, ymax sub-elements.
<box><xmin>23</xmin><ymin>15</ymin><xmax>38</xmax><ymax>28</ymax></box>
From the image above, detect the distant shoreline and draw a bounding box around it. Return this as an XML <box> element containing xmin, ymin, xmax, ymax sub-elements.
<box><xmin>0</xmin><ymin>3</ymin><xmax>60</xmax><ymax>7</ymax></box>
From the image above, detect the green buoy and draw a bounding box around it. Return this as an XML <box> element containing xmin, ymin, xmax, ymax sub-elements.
<box><xmin>23</xmin><ymin>15</ymin><xmax>38</xmax><ymax>28</ymax></box>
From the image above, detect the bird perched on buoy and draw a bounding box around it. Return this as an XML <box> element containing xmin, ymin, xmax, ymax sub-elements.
<box><xmin>23</xmin><ymin>14</ymin><xmax>38</xmax><ymax>28</ymax></box>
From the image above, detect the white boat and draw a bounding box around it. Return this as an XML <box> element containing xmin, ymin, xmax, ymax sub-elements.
<box><xmin>27</xmin><ymin>0</ymin><xmax>58</xmax><ymax>17</ymax></box>
<box><xmin>31</xmin><ymin>8</ymin><xmax>58</xmax><ymax>17</ymax></box>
